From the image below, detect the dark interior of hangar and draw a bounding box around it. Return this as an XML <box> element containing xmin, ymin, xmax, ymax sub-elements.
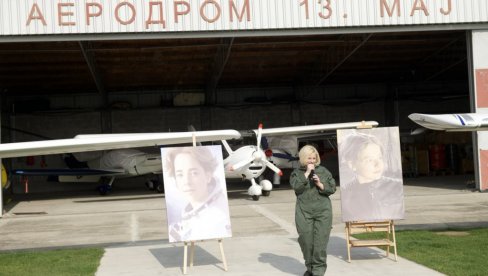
<box><xmin>0</xmin><ymin>30</ymin><xmax>474</xmax><ymax>194</ymax></box>
<box><xmin>0</xmin><ymin>30</ymin><xmax>468</xmax><ymax>94</ymax></box>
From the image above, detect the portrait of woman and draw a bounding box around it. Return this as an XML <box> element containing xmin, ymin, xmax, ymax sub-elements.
<box><xmin>162</xmin><ymin>145</ymin><xmax>232</xmax><ymax>242</ymax></box>
<box><xmin>337</xmin><ymin>127</ymin><xmax>404</xmax><ymax>222</ymax></box>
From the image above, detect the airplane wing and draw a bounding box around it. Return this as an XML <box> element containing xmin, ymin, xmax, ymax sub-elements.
<box><xmin>408</xmin><ymin>113</ymin><xmax>488</xmax><ymax>131</ymax></box>
<box><xmin>8</xmin><ymin>168</ymin><xmax>128</xmax><ymax>185</ymax></box>
<box><xmin>251</xmin><ymin>121</ymin><xmax>379</xmax><ymax>136</ymax></box>
<box><xmin>10</xmin><ymin>168</ymin><xmax>126</xmax><ymax>176</ymax></box>
<box><xmin>0</xmin><ymin>130</ymin><xmax>242</xmax><ymax>158</ymax></box>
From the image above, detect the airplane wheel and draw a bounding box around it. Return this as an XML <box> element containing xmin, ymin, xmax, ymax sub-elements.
<box><xmin>155</xmin><ymin>183</ymin><xmax>164</xmax><ymax>193</ymax></box>
<box><xmin>252</xmin><ymin>195</ymin><xmax>260</xmax><ymax>201</ymax></box>
<box><xmin>145</xmin><ymin>180</ymin><xmax>155</xmax><ymax>190</ymax></box>
<box><xmin>262</xmin><ymin>190</ymin><xmax>271</xmax><ymax>197</ymax></box>
<box><xmin>98</xmin><ymin>178</ymin><xmax>112</xmax><ymax>195</ymax></box>
<box><xmin>98</xmin><ymin>185</ymin><xmax>110</xmax><ymax>196</ymax></box>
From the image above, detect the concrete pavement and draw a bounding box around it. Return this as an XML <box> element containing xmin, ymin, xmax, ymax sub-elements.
<box><xmin>1</xmin><ymin>174</ymin><xmax>487</xmax><ymax>275</ymax></box>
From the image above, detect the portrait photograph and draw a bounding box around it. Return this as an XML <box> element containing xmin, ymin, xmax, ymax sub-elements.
<box><xmin>161</xmin><ymin>145</ymin><xmax>232</xmax><ymax>243</ymax></box>
<box><xmin>337</xmin><ymin>127</ymin><xmax>405</xmax><ymax>222</ymax></box>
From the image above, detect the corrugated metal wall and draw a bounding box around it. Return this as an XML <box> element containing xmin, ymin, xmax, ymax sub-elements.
<box><xmin>1</xmin><ymin>0</ymin><xmax>487</xmax><ymax>36</ymax></box>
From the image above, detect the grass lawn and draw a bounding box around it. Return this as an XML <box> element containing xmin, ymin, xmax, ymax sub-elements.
<box><xmin>0</xmin><ymin>247</ymin><xmax>104</xmax><ymax>276</ymax></box>
<box><xmin>354</xmin><ymin>228</ymin><xmax>488</xmax><ymax>276</ymax></box>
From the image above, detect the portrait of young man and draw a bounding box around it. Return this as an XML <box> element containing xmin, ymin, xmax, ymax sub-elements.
<box><xmin>337</xmin><ymin>127</ymin><xmax>405</xmax><ymax>222</ymax></box>
<box><xmin>161</xmin><ymin>145</ymin><xmax>232</xmax><ymax>242</ymax></box>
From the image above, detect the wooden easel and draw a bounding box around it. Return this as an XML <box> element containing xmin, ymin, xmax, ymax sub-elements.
<box><xmin>344</xmin><ymin>124</ymin><xmax>397</xmax><ymax>262</ymax></box>
<box><xmin>357</xmin><ymin>120</ymin><xmax>374</xmax><ymax>129</ymax></box>
<box><xmin>181</xmin><ymin>133</ymin><xmax>228</xmax><ymax>274</ymax></box>
<box><xmin>182</xmin><ymin>239</ymin><xmax>228</xmax><ymax>274</ymax></box>
<box><xmin>344</xmin><ymin>220</ymin><xmax>397</xmax><ymax>262</ymax></box>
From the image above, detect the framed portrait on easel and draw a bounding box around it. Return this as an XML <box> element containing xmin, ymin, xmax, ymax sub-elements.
<box><xmin>161</xmin><ymin>145</ymin><xmax>232</xmax><ymax>243</ymax></box>
<box><xmin>337</xmin><ymin>127</ymin><xmax>405</xmax><ymax>222</ymax></box>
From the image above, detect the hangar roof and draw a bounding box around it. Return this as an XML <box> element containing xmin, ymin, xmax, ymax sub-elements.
<box><xmin>0</xmin><ymin>30</ymin><xmax>468</xmax><ymax>97</ymax></box>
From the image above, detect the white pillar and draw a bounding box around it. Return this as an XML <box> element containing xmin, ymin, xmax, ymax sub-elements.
<box><xmin>469</xmin><ymin>30</ymin><xmax>488</xmax><ymax>192</ymax></box>
<box><xmin>0</xmin><ymin>96</ymin><xmax>3</xmax><ymax>217</ymax></box>
<box><xmin>0</xmin><ymin>159</ymin><xmax>3</xmax><ymax>218</ymax></box>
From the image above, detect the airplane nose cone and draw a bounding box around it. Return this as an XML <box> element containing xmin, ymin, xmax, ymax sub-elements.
<box><xmin>253</xmin><ymin>151</ymin><xmax>264</xmax><ymax>161</ymax></box>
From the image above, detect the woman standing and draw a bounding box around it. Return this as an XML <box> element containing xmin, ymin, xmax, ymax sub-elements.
<box><xmin>290</xmin><ymin>145</ymin><xmax>336</xmax><ymax>276</ymax></box>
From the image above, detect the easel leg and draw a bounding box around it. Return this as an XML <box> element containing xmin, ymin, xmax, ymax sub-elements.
<box><xmin>190</xmin><ymin>242</ymin><xmax>195</xmax><ymax>268</ymax></box>
<box><xmin>183</xmin><ymin>242</ymin><xmax>188</xmax><ymax>275</ymax></box>
<box><xmin>218</xmin><ymin>239</ymin><xmax>228</xmax><ymax>271</ymax></box>
<box><xmin>392</xmin><ymin>222</ymin><xmax>398</xmax><ymax>261</ymax></box>
<box><xmin>345</xmin><ymin>223</ymin><xmax>351</xmax><ymax>263</ymax></box>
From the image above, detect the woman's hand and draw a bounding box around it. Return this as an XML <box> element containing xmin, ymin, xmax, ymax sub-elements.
<box><xmin>305</xmin><ymin>163</ymin><xmax>315</xmax><ymax>179</ymax></box>
<box><xmin>311</xmin><ymin>174</ymin><xmax>325</xmax><ymax>191</ymax></box>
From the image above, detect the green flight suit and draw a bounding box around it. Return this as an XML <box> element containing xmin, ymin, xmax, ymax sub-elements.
<box><xmin>290</xmin><ymin>165</ymin><xmax>336</xmax><ymax>276</ymax></box>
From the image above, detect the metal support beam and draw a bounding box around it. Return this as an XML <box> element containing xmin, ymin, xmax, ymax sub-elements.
<box><xmin>315</xmin><ymin>34</ymin><xmax>373</xmax><ymax>86</ymax></box>
<box><xmin>425</xmin><ymin>57</ymin><xmax>467</xmax><ymax>81</ymax></box>
<box><xmin>79</xmin><ymin>41</ymin><xmax>108</xmax><ymax>106</ymax></box>
<box><xmin>206</xmin><ymin>37</ymin><xmax>234</xmax><ymax>105</ymax></box>
<box><xmin>409</xmin><ymin>35</ymin><xmax>466</xmax><ymax>81</ymax></box>
<box><xmin>79</xmin><ymin>41</ymin><xmax>112</xmax><ymax>133</ymax></box>
<box><xmin>419</xmin><ymin>35</ymin><xmax>464</xmax><ymax>65</ymax></box>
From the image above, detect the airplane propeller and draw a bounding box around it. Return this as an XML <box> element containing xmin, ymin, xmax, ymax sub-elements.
<box><xmin>231</xmin><ymin>123</ymin><xmax>283</xmax><ymax>176</ymax></box>
<box><xmin>231</xmin><ymin>155</ymin><xmax>255</xmax><ymax>171</ymax></box>
<box><xmin>256</xmin><ymin>123</ymin><xmax>263</xmax><ymax>150</ymax></box>
<box><xmin>261</xmin><ymin>158</ymin><xmax>282</xmax><ymax>176</ymax></box>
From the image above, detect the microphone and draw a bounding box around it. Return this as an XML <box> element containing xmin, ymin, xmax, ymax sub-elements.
<box><xmin>309</xmin><ymin>169</ymin><xmax>315</xmax><ymax>180</ymax></box>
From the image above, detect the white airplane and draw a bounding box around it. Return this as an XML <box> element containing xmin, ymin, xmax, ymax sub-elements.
<box><xmin>0</xmin><ymin>121</ymin><xmax>378</xmax><ymax>200</ymax></box>
<box><xmin>2</xmin><ymin>130</ymin><xmax>240</xmax><ymax>195</ymax></box>
<box><xmin>409</xmin><ymin>113</ymin><xmax>488</xmax><ymax>131</ymax></box>
<box><xmin>218</xmin><ymin>122</ymin><xmax>377</xmax><ymax>200</ymax></box>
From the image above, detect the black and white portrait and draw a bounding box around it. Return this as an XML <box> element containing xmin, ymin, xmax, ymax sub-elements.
<box><xmin>162</xmin><ymin>145</ymin><xmax>232</xmax><ymax>242</ymax></box>
<box><xmin>337</xmin><ymin>127</ymin><xmax>405</xmax><ymax>222</ymax></box>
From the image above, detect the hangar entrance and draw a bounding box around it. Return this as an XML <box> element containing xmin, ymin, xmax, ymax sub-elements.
<box><xmin>0</xmin><ymin>30</ymin><xmax>473</xmax><ymax>198</ymax></box>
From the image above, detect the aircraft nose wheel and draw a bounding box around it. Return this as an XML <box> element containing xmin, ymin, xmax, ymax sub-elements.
<box><xmin>97</xmin><ymin>184</ymin><xmax>111</xmax><ymax>195</ymax></box>
<box><xmin>252</xmin><ymin>195</ymin><xmax>260</xmax><ymax>201</ymax></box>
<box><xmin>97</xmin><ymin>177</ymin><xmax>113</xmax><ymax>195</ymax></box>
<box><xmin>262</xmin><ymin>190</ymin><xmax>271</xmax><ymax>197</ymax></box>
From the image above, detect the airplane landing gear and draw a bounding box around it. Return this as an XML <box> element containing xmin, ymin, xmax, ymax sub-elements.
<box><xmin>248</xmin><ymin>178</ymin><xmax>263</xmax><ymax>201</ymax></box>
<box><xmin>98</xmin><ymin>184</ymin><xmax>112</xmax><ymax>195</ymax></box>
<box><xmin>260</xmin><ymin>179</ymin><xmax>272</xmax><ymax>197</ymax></box>
<box><xmin>155</xmin><ymin>183</ymin><xmax>164</xmax><ymax>193</ymax></box>
<box><xmin>146</xmin><ymin>176</ymin><xmax>164</xmax><ymax>193</ymax></box>
<box><xmin>97</xmin><ymin>176</ymin><xmax>115</xmax><ymax>196</ymax></box>
<box><xmin>145</xmin><ymin>180</ymin><xmax>155</xmax><ymax>190</ymax></box>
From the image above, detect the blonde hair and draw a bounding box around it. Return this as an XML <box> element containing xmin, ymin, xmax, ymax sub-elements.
<box><xmin>298</xmin><ymin>145</ymin><xmax>321</xmax><ymax>167</ymax></box>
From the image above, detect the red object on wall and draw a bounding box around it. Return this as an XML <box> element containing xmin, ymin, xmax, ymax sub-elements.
<box><xmin>429</xmin><ymin>145</ymin><xmax>446</xmax><ymax>171</ymax></box>
<box><xmin>476</xmin><ymin>69</ymin><xmax>488</xmax><ymax>108</ymax></box>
